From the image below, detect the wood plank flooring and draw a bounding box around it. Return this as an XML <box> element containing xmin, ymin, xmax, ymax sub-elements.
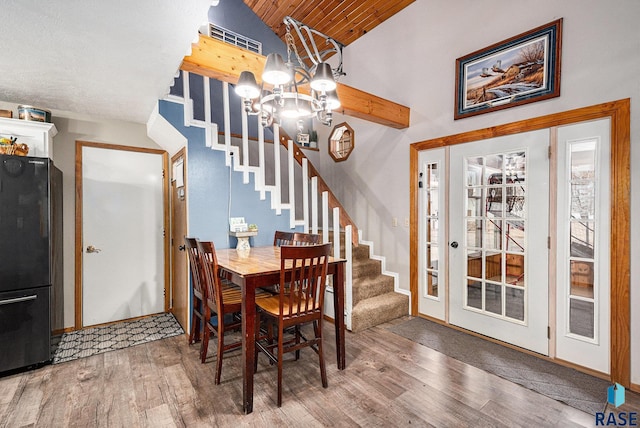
<box><xmin>1</xmin><ymin>317</ymin><xmax>638</xmax><ymax>427</ymax></box>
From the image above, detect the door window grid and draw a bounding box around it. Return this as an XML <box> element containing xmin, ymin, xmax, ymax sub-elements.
<box><xmin>464</xmin><ymin>151</ymin><xmax>527</xmax><ymax>323</ymax></box>
<box><xmin>423</xmin><ymin>162</ymin><xmax>440</xmax><ymax>298</ymax></box>
<box><xmin>565</xmin><ymin>139</ymin><xmax>598</xmax><ymax>341</ymax></box>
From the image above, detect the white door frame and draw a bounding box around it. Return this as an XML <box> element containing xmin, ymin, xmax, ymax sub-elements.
<box><xmin>410</xmin><ymin>99</ymin><xmax>630</xmax><ymax>385</ymax></box>
<box><xmin>74</xmin><ymin>141</ymin><xmax>170</xmax><ymax>329</ymax></box>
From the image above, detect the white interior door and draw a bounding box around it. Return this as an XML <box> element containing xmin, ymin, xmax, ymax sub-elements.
<box><xmin>417</xmin><ymin>148</ymin><xmax>446</xmax><ymax>320</ymax></box>
<box><xmin>555</xmin><ymin>119</ymin><xmax>610</xmax><ymax>374</ymax></box>
<box><xmin>449</xmin><ymin>130</ymin><xmax>549</xmax><ymax>355</ymax></box>
<box><xmin>82</xmin><ymin>145</ymin><xmax>165</xmax><ymax>327</ymax></box>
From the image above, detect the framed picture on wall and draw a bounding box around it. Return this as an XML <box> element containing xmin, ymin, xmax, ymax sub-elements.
<box><xmin>454</xmin><ymin>18</ymin><xmax>563</xmax><ymax>120</ymax></box>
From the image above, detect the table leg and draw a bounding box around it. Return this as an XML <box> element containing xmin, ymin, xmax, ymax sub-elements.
<box><xmin>242</xmin><ymin>283</ymin><xmax>256</xmax><ymax>414</ymax></box>
<box><xmin>333</xmin><ymin>261</ymin><xmax>346</xmax><ymax>370</ymax></box>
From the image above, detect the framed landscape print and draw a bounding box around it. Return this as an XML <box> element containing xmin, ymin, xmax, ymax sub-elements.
<box><xmin>454</xmin><ymin>19</ymin><xmax>562</xmax><ymax>120</ymax></box>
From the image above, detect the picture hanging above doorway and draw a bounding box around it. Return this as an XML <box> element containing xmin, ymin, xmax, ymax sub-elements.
<box><xmin>454</xmin><ymin>18</ymin><xmax>563</xmax><ymax>119</ymax></box>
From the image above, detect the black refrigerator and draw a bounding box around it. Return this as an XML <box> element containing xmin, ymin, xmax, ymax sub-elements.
<box><xmin>0</xmin><ymin>154</ymin><xmax>63</xmax><ymax>373</ymax></box>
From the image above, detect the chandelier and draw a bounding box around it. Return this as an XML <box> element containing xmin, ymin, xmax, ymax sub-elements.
<box><xmin>234</xmin><ymin>16</ymin><xmax>345</xmax><ymax>127</ymax></box>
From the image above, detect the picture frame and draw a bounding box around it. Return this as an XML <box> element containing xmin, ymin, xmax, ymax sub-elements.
<box><xmin>454</xmin><ymin>18</ymin><xmax>562</xmax><ymax>120</ymax></box>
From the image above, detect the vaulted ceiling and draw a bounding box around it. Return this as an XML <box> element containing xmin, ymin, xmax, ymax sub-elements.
<box><xmin>244</xmin><ymin>0</ymin><xmax>415</xmax><ymax>46</ymax></box>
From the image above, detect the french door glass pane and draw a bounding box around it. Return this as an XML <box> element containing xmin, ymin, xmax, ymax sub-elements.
<box><xmin>506</xmin><ymin>287</ymin><xmax>525</xmax><ymax>321</ymax></box>
<box><xmin>464</xmin><ymin>151</ymin><xmax>527</xmax><ymax>322</ymax></box>
<box><xmin>569</xmin><ymin>299</ymin><xmax>595</xmax><ymax>338</ymax></box>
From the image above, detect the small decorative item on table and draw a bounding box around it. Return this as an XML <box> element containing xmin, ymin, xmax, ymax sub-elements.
<box><xmin>230</xmin><ymin>230</ymin><xmax>258</xmax><ymax>251</ymax></box>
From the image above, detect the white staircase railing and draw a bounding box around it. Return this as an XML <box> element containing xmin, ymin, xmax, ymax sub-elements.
<box><xmin>170</xmin><ymin>71</ymin><xmax>354</xmax><ymax>329</ymax></box>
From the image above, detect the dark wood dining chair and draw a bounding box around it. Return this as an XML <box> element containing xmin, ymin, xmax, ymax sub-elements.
<box><xmin>255</xmin><ymin>243</ymin><xmax>332</xmax><ymax>406</ymax></box>
<box><xmin>197</xmin><ymin>240</ymin><xmax>271</xmax><ymax>384</ymax></box>
<box><xmin>292</xmin><ymin>232</ymin><xmax>322</xmax><ymax>245</ymax></box>
<box><xmin>184</xmin><ymin>237</ymin><xmax>205</xmax><ymax>347</ymax></box>
<box><xmin>273</xmin><ymin>230</ymin><xmax>295</xmax><ymax>246</ymax></box>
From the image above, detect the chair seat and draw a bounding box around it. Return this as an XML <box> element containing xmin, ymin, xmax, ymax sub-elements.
<box><xmin>221</xmin><ymin>281</ymin><xmax>273</xmax><ymax>305</ymax></box>
<box><xmin>256</xmin><ymin>295</ymin><xmax>318</xmax><ymax>317</ymax></box>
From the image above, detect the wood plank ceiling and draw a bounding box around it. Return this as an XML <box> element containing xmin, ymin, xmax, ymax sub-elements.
<box><xmin>243</xmin><ymin>0</ymin><xmax>416</xmax><ymax>47</ymax></box>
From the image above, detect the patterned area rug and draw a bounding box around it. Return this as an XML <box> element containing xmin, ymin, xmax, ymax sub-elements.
<box><xmin>388</xmin><ymin>317</ymin><xmax>610</xmax><ymax>415</ymax></box>
<box><xmin>52</xmin><ymin>313</ymin><xmax>184</xmax><ymax>364</ymax></box>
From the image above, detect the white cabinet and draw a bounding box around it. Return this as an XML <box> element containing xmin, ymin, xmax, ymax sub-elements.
<box><xmin>0</xmin><ymin>117</ymin><xmax>57</xmax><ymax>159</ymax></box>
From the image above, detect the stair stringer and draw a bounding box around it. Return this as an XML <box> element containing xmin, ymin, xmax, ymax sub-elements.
<box><xmin>357</xmin><ymin>229</ymin><xmax>410</xmax><ymax>312</ymax></box>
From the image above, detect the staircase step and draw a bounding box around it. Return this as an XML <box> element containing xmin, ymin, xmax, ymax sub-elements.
<box><xmin>350</xmin><ymin>292</ymin><xmax>409</xmax><ymax>333</ymax></box>
<box><xmin>351</xmin><ymin>258</ymin><xmax>382</xmax><ymax>279</ymax></box>
<box><xmin>352</xmin><ymin>274</ymin><xmax>395</xmax><ymax>303</ymax></box>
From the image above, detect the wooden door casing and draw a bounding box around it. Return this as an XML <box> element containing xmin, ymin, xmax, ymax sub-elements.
<box><xmin>170</xmin><ymin>149</ymin><xmax>189</xmax><ymax>336</ymax></box>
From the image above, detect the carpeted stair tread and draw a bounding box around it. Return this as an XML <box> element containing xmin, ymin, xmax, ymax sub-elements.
<box><xmin>351</xmin><ymin>292</ymin><xmax>409</xmax><ymax>333</ymax></box>
<box><xmin>352</xmin><ymin>274</ymin><xmax>395</xmax><ymax>302</ymax></box>
<box><xmin>352</xmin><ymin>258</ymin><xmax>383</xmax><ymax>279</ymax></box>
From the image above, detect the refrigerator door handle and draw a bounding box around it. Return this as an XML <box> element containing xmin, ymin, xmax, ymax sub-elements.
<box><xmin>0</xmin><ymin>295</ymin><xmax>38</xmax><ymax>306</ymax></box>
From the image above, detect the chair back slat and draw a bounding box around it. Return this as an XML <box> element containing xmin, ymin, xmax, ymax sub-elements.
<box><xmin>279</xmin><ymin>243</ymin><xmax>331</xmax><ymax>320</ymax></box>
<box><xmin>274</xmin><ymin>230</ymin><xmax>295</xmax><ymax>246</ymax></box>
<box><xmin>197</xmin><ymin>241</ymin><xmax>223</xmax><ymax>313</ymax></box>
<box><xmin>292</xmin><ymin>232</ymin><xmax>322</xmax><ymax>245</ymax></box>
<box><xmin>185</xmin><ymin>237</ymin><xmax>205</xmax><ymax>298</ymax></box>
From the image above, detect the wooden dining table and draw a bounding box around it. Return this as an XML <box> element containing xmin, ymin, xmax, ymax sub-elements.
<box><xmin>215</xmin><ymin>245</ymin><xmax>347</xmax><ymax>414</ymax></box>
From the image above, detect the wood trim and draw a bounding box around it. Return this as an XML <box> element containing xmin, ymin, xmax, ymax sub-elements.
<box><xmin>409</xmin><ymin>144</ymin><xmax>419</xmax><ymax>316</ymax></box>
<box><xmin>410</xmin><ymin>99</ymin><xmax>631</xmax><ymax>387</ymax></box>
<box><xmin>632</xmin><ymin>383</ymin><xmax>640</xmax><ymax>394</ymax></box>
<box><xmin>162</xmin><ymin>152</ymin><xmax>170</xmax><ymax>312</ymax></box>
<box><xmin>74</xmin><ymin>141</ymin><xmax>169</xmax><ymax>330</ymax></box>
<box><xmin>180</xmin><ymin>34</ymin><xmax>410</xmax><ymax>129</ymax></box>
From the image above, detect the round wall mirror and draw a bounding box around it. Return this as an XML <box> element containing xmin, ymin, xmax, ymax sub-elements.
<box><xmin>328</xmin><ymin>122</ymin><xmax>354</xmax><ymax>162</ymax></box>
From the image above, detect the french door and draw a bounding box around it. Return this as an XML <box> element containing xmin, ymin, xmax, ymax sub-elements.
<box><xmin>416</xmin><ymin>121</ymin><xmax>613</xmax><ymax>370</ymax></box>
<box><xmin>449</xmin><ymin>130</ymin><xmax>550</xmax><ymax>355</ymax></box>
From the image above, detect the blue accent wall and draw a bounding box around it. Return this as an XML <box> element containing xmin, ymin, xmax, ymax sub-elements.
<box><xmin>159</xmin><ymin>100</ymin><xmax>292</xmax><ymax>250</ymax></box>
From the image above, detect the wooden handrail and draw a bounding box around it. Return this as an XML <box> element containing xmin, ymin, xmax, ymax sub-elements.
<box><xmin>278</xmin><ymin>131</ymin><xmax>359</xmax><ymax>247</ymax></box>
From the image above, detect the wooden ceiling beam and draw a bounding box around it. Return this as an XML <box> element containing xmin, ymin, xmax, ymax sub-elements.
<box><xmin>180</xmin><ymin>34</ymin><xmax>410</xmax><ymax>129</ymax></box>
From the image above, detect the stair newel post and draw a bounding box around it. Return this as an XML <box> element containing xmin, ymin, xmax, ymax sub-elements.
<box><xmin>333</xmin><ymin>207</ymin><xmax>340</xmax><ymax>259</ymax></box>
<box><xmin>322</xmin><ymin>192</ymin><xmax>329</xmax><ymax>244</ymax></box>
<box><xmin>181</xmin><ymin>71</ymin><xmax>192</xmax><ymax>128</ymax></box>
<box><xmin>222</xmin><ymin>82</ymin><xmax>232</xmax><ymax>167</ymax></box>
<box><xmin>302</xmin><ymin>158</ymin><xmax>309</xmax><ymax>233</ymax></box>
<box><xmin>241</xmin><ymin>99</ymin><xmax>249</xmax><ymax>184</ymax></box>
<box><xmin>203</xmin><ymin>76</ymin><xmax>213</xmax><ymax>148</ymax></box>
<box><xmin>288</xmin><ymin>140</ymin><xmax>296</xmax><ymax>229</ymax></box>
<box><xmin>311</xmin><ymin>176</ymin><xmax>318</xmax><ymax>235</ymax></box>
<box><xmin>345</xmin><ymin>224</ymin><xmax>353</xmax><ymax>330</ymax></box>
<box><xmin>273</xmin><ymin>124</ymin><xmax>282</xmax><ymax>215</ymax></box>
<box><xmin>258</xmin><ymin>116</ymin><xmax>266</xmax><ymax>200</ymax></box>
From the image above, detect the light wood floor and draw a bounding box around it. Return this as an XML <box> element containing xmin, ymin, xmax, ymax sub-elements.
<box><xmin>1</xmin><ymin>317</ymin><xmax>638</xmax><ymax>427</ymax></box>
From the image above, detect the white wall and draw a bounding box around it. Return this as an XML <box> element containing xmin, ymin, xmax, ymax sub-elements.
<box><xmin>312</xmin><ymin>1</ymin><xmax>640</xmax><ymax>385</ymax></box>
<box><xmin>0</xmin><ymin>101</ymin><xmax>162</xmax><ymax>329</ymax></box>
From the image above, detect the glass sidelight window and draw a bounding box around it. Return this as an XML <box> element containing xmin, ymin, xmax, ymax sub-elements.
<box><xmin>423</xmin><ymin>162</ymin><xmax>440</xmax><ymax>298</ymax></box>
<box><xmin>464</xmin><ymin>151</ymin><xmax>527</xmax><ymax>322</ymax></box>
<box><xmin>566</xmin><ymin>140</ymin><xmax>597</xmax><ymax>339</ymax></box>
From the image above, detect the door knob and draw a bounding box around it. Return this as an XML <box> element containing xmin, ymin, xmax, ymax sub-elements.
<box><xmin>450</xmin><ymin>241</ymin><xmax>459</xmax><ymax>248</ymax></box>
<box><xmin>178</xmin><ymin>245</ymin><xmax>186</xmax><ymax>251</ymax></box>
<box><xmin>86</xmin><ymin>245</ymin><xmax>102</xmax><ymax>253</ymax></box>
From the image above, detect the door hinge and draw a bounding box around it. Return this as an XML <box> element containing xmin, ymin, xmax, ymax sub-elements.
<box><xmin>547</xmin><ymin>326</ymin><xmax>551</xmax><ymax>339</ymax></box>
<box><xmin>547</xmin><ymin>236</ymin><xmax>551</xmax><ymax>249</ymax></box>
<box><xmin>163</xmin><ymin>229</ymin><xmax>166</xmax><ymax>238</ymax></box>
<box><xmin>162</xmin><ymin>169</ymin><xmax>166</xmax><ymax>178</ymax></box>
<box><xmin>548</xmin><ymin>146</ymin><xmax>552</xmax><ymax>159</ymax></box>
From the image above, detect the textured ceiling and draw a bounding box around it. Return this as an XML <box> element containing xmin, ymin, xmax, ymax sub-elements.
<box><xmin>0</xmin><ymin>1</ymin><xmax>412</xmax><ymax>125</ymax></box>
<box><xmin>0</xmin><ymin>0</ymin><xmax>211</xmax><ymax>123</ymax></box>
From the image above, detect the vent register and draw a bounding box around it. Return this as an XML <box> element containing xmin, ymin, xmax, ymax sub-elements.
<box><xmin>209</xmin><ymin>24</ymin><xmax>262</xmax><ymax>54</ymax></box>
